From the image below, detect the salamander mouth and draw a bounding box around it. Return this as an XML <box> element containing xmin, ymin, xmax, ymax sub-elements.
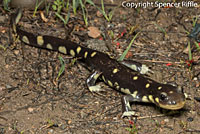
<box><xmin>158</xmin><ymin>100</ymin><xmax>186</xmax><ymax>110</ymax></box>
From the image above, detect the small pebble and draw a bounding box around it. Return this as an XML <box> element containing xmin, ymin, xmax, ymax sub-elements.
<box><xmin>96</xmin><ymin>10</ymin><xmax>103</xmax><ymax>17</ymax></box>
<box><xmin>187</xmin><ymin>117</ymin><xmax>193</xmax><ymax>122</ymax></box>
<box><xmin>5</xmin><ymin>65</ymin><xmax>9</xmax><ymax>69</ymax></box>
<box><xmin>48</xmin><ymin>129</ymin><xmax>54</xmax><ymax>134</ymax></box>
<box><xmin>164</xmin><ymin>118</ymin><xmax>169</xmax><ymax>123</ymax></box>
<box><xmin>193</xmin><ymin>77</ymin><xmax>197</xmax><ymax>81</ymax></box>
<box><xmin>67</xmin><ymin>120</ymin><xmax>72</xmax><ymax>125</ymax></box>
<box><xmin>6</xmin><ymin>85</ymin><xmax>12</xmax><ymax>89</ymax></box>
<box><xmin>28</xmin><ymin>107</ymin><xmax>34</xmax><ymax>112</ymax></box>
<box><xmin>13</xmin><ymin>50</ymin><xmax>20</xmax><ymax>55</ymax></box>
<box><xmin>60</xmin><ymin>124</ymin><xmax>67</xmax><ymax>130</ymax></box>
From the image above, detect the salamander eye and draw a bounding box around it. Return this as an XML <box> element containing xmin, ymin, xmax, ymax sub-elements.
<box><xmin>160</xmin><ymin>92</ymin><xmax>168</xmax><ymax>101</ymax></box>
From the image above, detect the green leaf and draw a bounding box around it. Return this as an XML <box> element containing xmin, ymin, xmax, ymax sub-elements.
<box><xmin>72</xmin><ymin>0</ymin><xmax>77</xmax><ymax>15</ymax></box>
<box><xmin>118</xmin><ymin>32</ymin><xmax>140</xmax><ymax>61</ymax></box>
<box><xmin>56</xmin><ymin>56</ymin><xmax>65</xmax><ymax>80</ymax></box>
<box><xmin>86</xmin><ymin>0</ymin><xmax>95</xmax><ymax>6</ymax></box>
<box><xmin>64</xmin><ymin>10</ymin><xmax>71</xmax><ymax>24</ymax></box>
<box><xmin>55</xmin><ymin>12</ymin><xmax>66</xmax><ymax>24</ymax></box>
<box><xmin>79</xmin><ymin>0</ymin><xmax>88</xmax><ymax>26</ymax></box>
<box><xmin>194</xmin><ymin>41</ymin><xmax>200</xmax><ymax>51</ymax></box>
<box><xmin>188</xmin><ymin>41</ymin><xmax>192</xmax><ymax>61</ymax></box>
<box><xmin>52</xmin><ymin>5</ymin><xmax>57</xmax><ymax>10</ymax></box>
<box><xmin>188</xmin><ymin>41</ymin><xmax>193</xmax><ymax>70</ymax></box>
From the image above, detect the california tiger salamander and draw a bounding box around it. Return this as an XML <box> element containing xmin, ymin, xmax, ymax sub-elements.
<box><xmin>11</xmin><ymin>9</ymin><xmax>186</xmax><ymax>117</ymax></box>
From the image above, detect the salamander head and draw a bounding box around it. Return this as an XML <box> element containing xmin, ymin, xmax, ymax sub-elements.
<box><xmin>153</xmin><ymin>84</ymin><xmax>186</xmax><ymax>110</ymax></box>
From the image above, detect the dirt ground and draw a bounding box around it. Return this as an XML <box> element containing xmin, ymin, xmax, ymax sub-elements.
<box><xmin>0</xmin><ymin>0</ymin><xmax>200</xmax><ymax>134</ymax></box>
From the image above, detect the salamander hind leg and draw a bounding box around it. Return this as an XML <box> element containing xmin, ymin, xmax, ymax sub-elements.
<box><xmin>86</xmin><ymin>70</ymin><xmax>103</xmax><ymax>92</ymax></box>
<box><xmin>120</xmin><ymin>60</ymin><xmax>153</xmax><ymax>75</ymax></box>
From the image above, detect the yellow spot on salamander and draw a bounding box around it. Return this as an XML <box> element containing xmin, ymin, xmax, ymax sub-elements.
<box><xmin>114</xmin><ymin>82</ymin><xmax>119</xmax><ymax>86</ymax></box>
<box><xmin>133</xmin><ymin>76</ymin><xmax>138</xmax><ymax>80</ymax></box>
<box><xmin>22</xmin><ymin>36</ymin><xmax>29</xmax><ymax>44</ymax></box>
<box><xmin>107</xmin><ymin>80</ymin><xmax>113</xmax><ymax>87</ymax></box>
<box><xmin>145</xmin><ymin>83</ymin><xmax>150</xmax><ymax>88</ymax></box>
<box><xmin>46</xmin><ymin>43</ymin><xmax>53</xmax><ymax>50</ymax></box>
<box><xmin>125</xmin><ymin>88</ymin><xmax>131</xmax><ymax>94</ymax></box>
<box><xmin>114</xmin><ymin>82</ymin><xmax>120</xmax><ymax>89</ymax></box>
<box><xmin>94</xmin><ymin>74</ymin><xmax>100</xmax><ymax>80</ymax></box>
<box><xmin>169</xmin><ymin>91</ymin><xmax>174</xmax><ymax>94</ymax></box>
<box><xmin>58</xmin><ymin>46</ymin><xmax>67</xmax><ymax>54</ymax></box>
<box><xmin>131</xmin><ymin>91</ymin><xmax>138</xmax><ymax>98</ymax></box>
<box><xmin>148</xmin><ymin>95</ymin><xmax>155</xmax><ymax>103</ymax></box>
<box><xmin>112</xmin><ymin>68</ymin><xmax>119</xmax><ymax>74</ymax></box>
<box><xmin>76</xmin><ymin>46</ymin><xmax>81</xmax><ymax>54</ymax></box>
<box><xmin>70</xmin><ymin>49</ymin><xmax>75</xmax><ymax>56</ymax></box>
<box><xmin>91</xmin><ymin>52</ymin><xmax>97</xmax><ymax>57</ymax></box>
<box><xmin>37</xmin><ymin>36</ymin><xmax>44</xmax><ymax>46</ymax></box>
<box><xmin>102</xmin><ymin>75</ymin><xmax>106</xmax><ymax>82</ymax></box>
<box><xmin>158</xmin><ymin>86</ymin><xmax>162</xmax><ymax>90</ymax></box>
<box><xmin>155</xmin><ymin>97</ymin><xmax>159</xmax><ymax>103</ymax></box>
<box><xmin>121</xmin><ymin>88</ymin><xmax>131</xmax><ymax>94</ymax></box>
<box><xmin>142</xmin><ymin>96</ymin><xmax>149</xmax><ymax>102</ymax></box>
<box><xmin>84</xmin><ymin>52</ymin><xmax>88</xmax><ymax>58</ymax></box>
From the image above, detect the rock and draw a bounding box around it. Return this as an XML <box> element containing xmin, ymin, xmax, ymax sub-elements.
<box><xmin>10</xmin><ymin>0</ymin><xmax>45</xmax><ymax>9</ymax></box>
<box><xmin>88</xmin><ymin>26</ymin><xmax>101</xmax><ymax>38</ymax></box>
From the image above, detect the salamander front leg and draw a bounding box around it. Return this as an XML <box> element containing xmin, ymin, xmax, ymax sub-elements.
<box><xmin>120</xmin><ymin>60</ymin><xmax>153</xmax><ymax>75</ymax></box>
<box><xmin>86</xmin><ymin>70</ymin><xmax>103</xmax><ymax>92</ymax></box>
<box><xmin>121</xmin><ymin>94</ymin><xmax>140</xmax><ymax>118</ymax></box>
